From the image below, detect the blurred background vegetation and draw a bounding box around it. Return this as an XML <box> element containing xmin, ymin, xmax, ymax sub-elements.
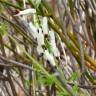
<box><xmin>0</xmin><ymin>0</ymin><xmax>96</xmax><ymax>96</ymax></box>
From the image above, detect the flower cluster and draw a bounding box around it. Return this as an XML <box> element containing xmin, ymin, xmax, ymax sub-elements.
<box><xmin>14</xmin><ymin>8</ymin><xmax>60</xmax><ymax>67</ymax></box>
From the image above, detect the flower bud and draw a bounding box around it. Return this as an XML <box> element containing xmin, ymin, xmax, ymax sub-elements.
<box><xmin>37</xmin><ymin>45</ymin><xmax>44</xmax><ymax>56</ymax></box>
<box><xmin>44</xmin><ymin>50</ymin><xmax>56</xmax><ymax>66</ymax></box>
<box><xmin>49</xmin><ymin>30</ymin><xmax>60</xmax><ymax>57</ymax></box>
<box><xmin>37</xmin><ymin>28</ymin><xmax>44</xmax><ymax>46</ymax></box>
<box><xmin>28</xmin><ymin>22</ymin><xmax>38</xmax><ymax>39</ymax></box>
<box><xmin>42</xmin><ymin>17</ymin><xmax>49</xmax><ymax>36</ymax></box>
<box><xmin>14</xmin><ymin>8</ymin><xmax>36</xmax><ymax>16</ymax></box>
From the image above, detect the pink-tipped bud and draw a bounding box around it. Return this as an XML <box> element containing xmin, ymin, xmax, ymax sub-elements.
<box><xmin>14</xmin><ymin>8</ymin><xmax>36</xmax><ymax>16</ymax></box>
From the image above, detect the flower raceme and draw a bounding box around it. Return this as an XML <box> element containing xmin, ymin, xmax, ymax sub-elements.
<box><xmin>14</xmin><ymin>8</ymin><xmax>36</xmax><ymax>16</ymax></box>
<box><xmin>14</xmin><ymin>8</ymin><xmax>58</xmax><ymax>66</ymax></box>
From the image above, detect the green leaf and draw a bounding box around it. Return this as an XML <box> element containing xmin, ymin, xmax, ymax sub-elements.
<box><xmin>71</xmin><ymin>72</ymin><xmax>79</xmax><ymax>81</ymax></box>
<box><xmin>30</xmin><ymin>0</ymin><xmax>41</xmax><ymax>9</ymax></box>
<box><xmin>45</xmin><ymin>38</ymin><xmax>53</xmax><ymax>53</ymax></box>
<box><xmin>39</xmin><ymin>74</ymin><xmax>55</xmax><ymax>86</ymax></box>
<box><xmin>33</xmin><ymin>14</ymin><xmax>41</xmax><ymax>27</ymax></box>
<box><xmin>0</xmin><ymin>21</ymin><xmax>8</xmax><ymax>36</ymax></box>
<box><xmin>57</xmin><ymin>90</ymin><xmax>70</xmax><ymax>96</ymax></box>
<box><xmin>24</xmin><ymin>79</ymin><xmax>31</xmax><ymax>89</ymax></box>
<box><xmin>73</xmin><ymin>83</ymin><xmax>78</xmax><ymax>95</ymax></box>
<box><xmin>69</xmin><ymin>0</ymin><xmax>74</xmax><ymax>19</ymax></box>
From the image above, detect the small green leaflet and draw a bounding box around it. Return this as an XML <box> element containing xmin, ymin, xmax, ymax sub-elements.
<box><xmin>45</xmin><ymin>38</ymin><xmax>53</xmax><ymax>53</ymax></box>
<box><xmin>39</xmin><ymin>74</ymin><xmax>55</xmax><ymax>86</ymax></box>
<box><xmin>73</xmin><ymin>83</ymin><xmax>79</xmax><ymax>95</ymax></box>
<box><xmin>71</xmin><ymin>72</ymin><xmax>79</xmax><ymax>81</ymax></box>
<box><xmin>0</xmin><ymin>21</ymin><xmax>8</xmax><ymax>36</ymax></box>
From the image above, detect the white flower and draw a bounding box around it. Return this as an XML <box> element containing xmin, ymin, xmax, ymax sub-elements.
<box><xmin>42</xmin><ymin>17</ymin><xmax>49</xmax><ymax>36</ymax></box>
<box><xmin>53</xmin><ymin>47</ymin><xmax>60</xmax><ymax>57</ymax></box>
<box><xmin>37</xmin><ymin>45</ymin><xmax>44</xmax><ymax>56</ymax></box>
<box><xmin>14</xmin><ymin>8</ymin><xmax>36</xmax><ymax>16</ymax></box>
<box><xmin>44</xmin><ymin>50</ymin><xmax>56</xmax><ymax>66</ymax></box>
<box><xmin>28</xmin><ymin>22</ymin><xmax>38</xmax><ymax>39</ymax></box>
<box><xmin>49</xmin><ymin>30</ymin><xmax>55</xmax><ymax>43</ymax></box>
<box><xmin>37</xmin><ymin>28</ymin><xmax>45</xmax><ymax>46</ymax></box>
<box><xmin>49</xmin><ymin>30</ymin><xmax>60</xmax><ymax>57</ymax></box>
